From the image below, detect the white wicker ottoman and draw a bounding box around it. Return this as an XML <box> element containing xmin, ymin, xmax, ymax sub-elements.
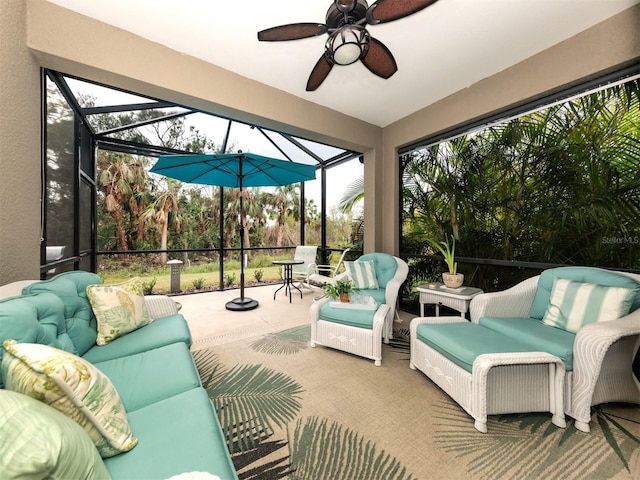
<box><xmin>310</xmin><ymin>297</ymin><xmax>391</xmax><ymax>366</ymax></box>
<box><xmin>410</xmin><ymin>316</ymin><xmax>566</xmax><ymax>433</ymax></box>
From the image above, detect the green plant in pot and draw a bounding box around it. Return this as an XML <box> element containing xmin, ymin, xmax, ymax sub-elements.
<box><xmin>323</xmin><ymin>278</ymin><xmax>358</xmax><ymax>302</ymax></box>
<box><xmin>427</xmin><ymin>235</ymin><xmax>464</xmax><ymax>288</ymax></box>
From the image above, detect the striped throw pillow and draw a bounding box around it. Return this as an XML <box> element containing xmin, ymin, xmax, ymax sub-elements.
<box><xmin>345</xmin><ymin>260</ymin><xmax>379</xmax><ymax>289</ymax></box>
<box><xmin>542</xmin><ymin>278</ymin><xmax>637</xmax><ymax>333</ymax></box>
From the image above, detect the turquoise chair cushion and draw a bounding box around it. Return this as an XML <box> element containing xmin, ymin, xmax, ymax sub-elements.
<box><xmin>358</xmin><ymin>253</ymin><xmax>397</xmax><ymax>289</ymax></box>
<box><xmin>103</xmin><ymin>388</ymin><xmax>238</xmax><ymax>480</ymax></box>
<box><xmin>357</xmin><ymin>288</ymin><xmax>386</xmax><ymax>305</ymax></box>
<box><xmin>416</xmin><ymin>322</ymin><xmax>539</xmax><ymax>373</ymax></box>
<box><xmin>479</xmin><ymin>316</ymin><xmax>576</xmax><ymax>371</ymax></box>
<box><xmin>82</xmin><ymin>314</ymin><xmax>192</xmax><ymax>364</ymax></box>
<box><xmin>0</xmin><ymin>293</ymin><xmax>77</xmax><ymax>388</ymax></box>
<box><xmin>530</xmin><ymin>267</ymin><xmax>640</xmax><ymax>320</ymax></box>
<box><xmin>319</xmin><ymin>302</ymin><xmax>375</xmax><ymax>329</ymax></box>
<box><xmin>93</xmin><ymin>342</ymin><xmax>201</xmax><ymax>412</ymax></box>
<box><xmin>22</xmin><ymin>272</ymin><xmax>103</xmax><ymax>356</ymax></box>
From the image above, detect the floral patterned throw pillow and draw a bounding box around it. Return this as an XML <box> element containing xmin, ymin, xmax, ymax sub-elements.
<box><xmin>86</xmin><ymin>277</ymin><xmax>153</xmax><ymax>345</ymax></box>
<box><xmin>1</xmin><ymin>339</ymin><xmax>138</xmax><ymax>458</ymax></box>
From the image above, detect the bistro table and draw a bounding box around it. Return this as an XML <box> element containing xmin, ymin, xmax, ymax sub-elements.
<box><xmin>417</xmin><ymin>282</ymin><xmax>483</xmax><ymax>318</ymax></box>
<box><xmin>272</xmin><ymin>259</ymin><xmax>305</xmax><ymax>302</ymax></box>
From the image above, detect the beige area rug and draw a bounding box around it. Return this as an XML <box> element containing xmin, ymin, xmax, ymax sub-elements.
<box><xmin>193</xmin><ymin>325</ymin><xmax>640</xmax><ymax>480</ymax></box>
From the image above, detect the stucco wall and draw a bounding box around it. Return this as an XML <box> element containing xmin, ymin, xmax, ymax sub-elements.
<box><xmin>0</xmin><ymin>0</ymin><xmax>42</xmax><ymax>283</ymax></box>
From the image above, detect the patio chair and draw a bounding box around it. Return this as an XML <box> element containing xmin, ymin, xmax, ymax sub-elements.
<box><xmin>310</xmin><ymin>253</ymin><xmax>409</xmax><ymax>365</ymax></box>
<box><xmin>308</xmin><ymin>248</ymin><xmax>351</xmax><ymax>287</ymax></box>
<box><xmin>289</xmin><ymin>245</ymin><xmax>318</xmax><ymax>293</ymax></box>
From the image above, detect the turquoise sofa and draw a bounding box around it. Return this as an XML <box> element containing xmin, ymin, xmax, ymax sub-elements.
<box><xmin>410</xmin><ymin>266</ymin><xmax>640</xmax><ymax>433</ymax></box>
<box><xmin>0</xmin><ymin>271</ymin><xmax>238</xmax><ymax>480</ymax></box>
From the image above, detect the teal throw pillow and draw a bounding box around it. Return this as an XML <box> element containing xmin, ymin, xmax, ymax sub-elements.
<box><xmin>345</xmin><ymin>260</ymin><xmax>379</xmax><ymax>289</ymax></box>
<box><xmin>542</xmin><ymin>278</ymin><xmax>637</xmax><ymax>333</ymax></box>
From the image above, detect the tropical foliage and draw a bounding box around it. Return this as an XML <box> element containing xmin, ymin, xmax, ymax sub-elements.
<box><xmin>402</xmin><ymin>81</ymin><xmax>640</xmax><ymax>290</ymax></box>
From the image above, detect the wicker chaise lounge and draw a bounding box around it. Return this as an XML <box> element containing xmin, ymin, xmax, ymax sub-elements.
<box><xmin>411</xmin><ymin>266</ymin><xmax>640</xmax><ymax>433</ymax></box>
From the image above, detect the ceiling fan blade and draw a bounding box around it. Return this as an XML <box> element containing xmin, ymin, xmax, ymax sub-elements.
<box><xmin>258</xmin><ymin>23</ymin><xmax>328</xmax><ymax>41</ymax></box>
<box><xmin>306</xmin><ymin>55</ymin><xmax>334</xmax><ymax>91</ymax></box>
<box><xmin>366</xmin><ymin>0</ymin><xmax>439</xmax><ymax>24</ymax></box>
<box><xmin>361</xmin><ymin>37</ymin><xmax>397</xmax><ymax>79</ymax></box>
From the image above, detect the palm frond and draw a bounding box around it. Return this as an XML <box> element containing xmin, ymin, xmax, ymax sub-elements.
<box><xmin>250</xmin><ymin>325</ymin><xmax>310</xmax><ymax>355</ymax></box>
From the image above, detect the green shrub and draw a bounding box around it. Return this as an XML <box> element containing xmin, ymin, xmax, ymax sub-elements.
<box><xmin>254</xmin><ymin>269</ymin><xmax>264</xmax><ymax>282</ymax></box>
<box><xmin>142</xmin><ymin>277</ymin><xmax>156</xmax><ymax>295</ymax></box>
<box><xmin>192</xmin><ymin>277</ymin><xmax>205</xmax><ymax>289</ymax></box>
<box><xmin>224</xmin><ymin>273</ymin><xmax>236</xmax><ymax>287</ymax></box>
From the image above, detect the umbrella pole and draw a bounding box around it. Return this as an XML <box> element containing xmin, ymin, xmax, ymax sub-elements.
<box><xmin>226</xmin><ymin>156</ymin><xmax>259</xmax><ymax>311</ymax></box>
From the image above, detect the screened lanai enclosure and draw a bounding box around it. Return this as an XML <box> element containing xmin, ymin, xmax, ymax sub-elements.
<box><xmin>42</xmin><ymin>66</ymin><xmax>640</xmax><ymax>305</ymax></box>
<box><xmin>43</xmin><ymin>70</ymin><xmax>364</xmax><ymax>291</ymax></box>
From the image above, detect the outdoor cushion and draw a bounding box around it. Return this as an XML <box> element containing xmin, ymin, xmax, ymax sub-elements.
<box><xmin>103</xmin><ymin>388</ymin><xmax>237</xmax><ymax>480</ymax></box>
<box><xmin>416</xmin><ymin>322</ymin><xmax>538</xmax><ymax>373</ymax></box>
<box><xmin>319</xmin><ymin>302</ymin><xmax>375</xmax><ymax>329</ymax></box>
<box><xmin>357</xmin><ymin>253</ymin><xmax>398</xmax><ymax>289</ymax></box>
<box><xmin>0</xmin><ymin>389</ymin><xmax>109</xmax><ymax>479</ymax></box>
<box><xmin>529</xmin><ymin>267</ymin><xmax>640</xmax><ymax>320</ymax></box>
<box><xmin>542</xmin><ymin>278</ymin><xmax>637</xmax><ymax>333</ymax></box>
<box><xmin>2</xmin><ymin>340</ymin><xmax>137</xmax><ymax>458</ymax></box>
<box><xmin>0</xmin><ymin>293</ymin><xmax>77</xmax><ymax>388</ymax></box>
<box><xmin>82</xmin><ymin>314</ymin><xmax>192</xmax><ymax>364</ymax></box>
<box><xmin>479</xmin><ymin>316</ymin><xmax>576</xmax><ymax>370</ymax></box>
<box><xmin>23</xmin><ymin>272</ymin><xmax>103</xmax><ymax>355</ymax></box>
<box><xmin>357</xmin><ymin>288</ymin><xmax>386</xmax><ymax>306</ymax></box>
<box><xmin>86</xmin><ymin>277</ymin><xmax>154</xmax><ymax>345</ymax></box>
<box><xmin>345</xmin><ymin>260</ymin><xmax>379</xmax><ymax>289</ymax></box>
<box><xmin>93</xmin><ymin>342</ymin><xmax>201</xmax><ymax>412</ymax></box>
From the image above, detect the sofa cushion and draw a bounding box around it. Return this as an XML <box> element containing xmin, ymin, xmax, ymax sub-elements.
<box><xmin>0</xmin><ymin>389</ymin><xmax>110</xmax><ymax>479</ymax></box>
<box><xmin>23</xmin><ymin>271</ymin><xmax>103</xmax><ymax>356</ymax></box>
<box><xmin>0</xmin><ymin>293</ymin><xmax>77</xmax><ymax>388</ymax></box>
<box><xmin>357</xmin><ymin>253</ymin><xmax>397</xmax><ymax>289</ymax></box>
<box><xmin>93</xmin><ymin>342</ymin><xmax>202</xmax><ymax>412</ymax></box>
<box><xmin>542</xmin><ymin>278</ymin><xmax>637</xmax><ymax>333</ymax></box>
<box><xmin>319</xmin><ymin>302</ymin><xmax>376</xmax><ymax>329</ymax></box>
<box><xmin>345</xmin><ymin>260</ymin><xmax>379</xmax><ymax>289</ymax></box>
<box><xmin>87</xmin><ymin>277</ymin><xmax>154</xmax><ymax>345</ymax></box>
<box><xmin>530</xmin><ymin>267</ymin><xmax>640</xmax><ymax>320</ymax></box>
<box><xmin>82</xmin><ymin>313</ymin><xmax>192</xmax><ymax>364</ymax></box>
<box><xmin>103</xmin><ymin>388</ymin><xmax>238</xmax><ymax>480</ymax></box>
<box><xmin>416</xmin><ymin>322</ymin><xmax>539</xmax><ymax>373</ymax></box>
<box><xmin>479</xmin><ymin>316</ymin><xmax>576</xmax><ymax>370</ymax></box>
<box><xmin>2</xmin><ymin>340</ymin><xmax>137</xmax><ymax>458</ymax></box>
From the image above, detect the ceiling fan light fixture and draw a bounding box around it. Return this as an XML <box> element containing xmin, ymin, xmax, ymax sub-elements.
<box><xmin>325</xmin><ymin>25</ymin><xmax>369</xmax><ymax>65</ymax></box>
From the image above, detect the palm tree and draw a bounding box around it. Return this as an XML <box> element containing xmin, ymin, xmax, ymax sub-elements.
<box><xmin>143</xmin><ymin>179</ymin><xmax>183</xmax><ymax>264</ymax></box>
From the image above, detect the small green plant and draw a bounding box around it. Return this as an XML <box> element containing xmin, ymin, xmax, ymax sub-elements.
<box><xmin>224</xmin><ymin>273</ymin><xmax>236</xmax><ymax>287</ymax></box>
<box><xmin>427</xmin><ymin>235</ymin><xmax>457</xmax><ymax>274</ymax></box>
<box><xmin>142</xmin><ymin>277</ymin><xmax>156</xmax><ymax>295</ymax></box>
<box><xmin>254</xmin><ymin>269</ymin><xmax>264</xmax><ymax>282</ymax></box>
<box><xmin>322</xmin><ymin>278</ymin><xmax>358</xmax><ymax>300</ymax></box>
<box><xmin>192</xmin><ymin>277</ymin><xmax>205</xmax><ymax>289</ymax></box>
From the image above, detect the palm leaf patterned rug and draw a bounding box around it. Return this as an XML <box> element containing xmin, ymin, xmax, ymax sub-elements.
<box><xmin>193</xmin><ymin>325</ymin><xmax>640</xmax><ymax>480</ymax></box>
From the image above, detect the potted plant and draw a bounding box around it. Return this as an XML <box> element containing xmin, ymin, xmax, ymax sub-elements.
<box><xmin>427</xmin><ymin>235</ymin><xmax>464</xmax><ymax>288</ymax></box>
<box><xmin>323</xmin><ymin>278</ymin><xmax>358</xmax><ymax>302</ymax></box>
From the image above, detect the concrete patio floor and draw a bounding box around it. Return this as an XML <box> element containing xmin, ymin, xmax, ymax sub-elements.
<box><xmin>177</xmin><ymin>283</ymin><xmax>414</xmax><ymax>351</ymax></box>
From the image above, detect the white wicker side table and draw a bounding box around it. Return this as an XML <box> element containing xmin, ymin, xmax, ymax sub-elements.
<box><xmin>417</xmin><ymin>283</ymin><xmax>483</xmax><ymax>317</ymax></box>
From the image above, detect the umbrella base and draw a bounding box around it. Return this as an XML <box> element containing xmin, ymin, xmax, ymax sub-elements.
<box><xmin>225</xmin><ymin>296</ymin><xmax>259</xmax><ymax>311</ymax></box>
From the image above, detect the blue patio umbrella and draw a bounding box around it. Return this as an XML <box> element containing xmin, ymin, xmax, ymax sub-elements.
<box><xmin>150</xmin><ymin>152</ymin><xmax>317</xmax><ymax>311</ymax></box>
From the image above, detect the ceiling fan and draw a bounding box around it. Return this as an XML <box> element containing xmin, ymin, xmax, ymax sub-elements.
<box><xmin>257</xmin><ymin>0</ymin><xmax>439</xmax><ymax>91</ymax></box>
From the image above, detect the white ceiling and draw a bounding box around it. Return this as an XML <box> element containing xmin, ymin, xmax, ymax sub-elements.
<box><xmin>49</xmin><ymin>0</ymin><xmax>638</xmax><ymax>127</ymax></box>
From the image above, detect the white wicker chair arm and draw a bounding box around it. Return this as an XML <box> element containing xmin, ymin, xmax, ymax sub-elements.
<box><xmin>144</xmin><ymin>295</ymin><xmax>180</xmax><ymax>318</ymax></box>
<box><xmin>570</xmin><ymin>309</ymin><xmax>640</xmax><ymax>429</ymax></box>
<box><xmin>469</xmin><ymin>275</ymin><xmax>540</xmax><ymax>323</ymax></box>
<box><xmin>409</xmin><ymin>316</ymin><xmax>468</xmax><ymax>336</ymax></box>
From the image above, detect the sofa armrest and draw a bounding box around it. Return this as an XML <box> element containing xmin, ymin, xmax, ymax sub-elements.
<box><xmin>469</xmin><ymin>276</ymin><xmax>540</xmax><ymax>323</ymax></box>
<box><xmin>144</xmin><ymin>295</ymin><xmax>180</xmax><ymax>319</ymax></box>
<box><xmin>570</xmin><ymin>309</ymin><xmax>640</xmax><ymax>431</ymax></box>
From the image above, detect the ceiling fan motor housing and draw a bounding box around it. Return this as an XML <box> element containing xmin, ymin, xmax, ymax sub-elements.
<box><xmin>326</xmin><ymin>0</ymin><xmax>369</xmax><ymax>28</ymax></box>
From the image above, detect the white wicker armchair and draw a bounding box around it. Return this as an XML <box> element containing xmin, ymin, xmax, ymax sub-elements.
<box><xmin>470</xmin><ymin>270</ymin><xmax>640</xmax><ymax>432</ymax></box>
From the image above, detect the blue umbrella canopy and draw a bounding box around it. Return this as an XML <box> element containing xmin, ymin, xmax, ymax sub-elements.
<box><xmin>150</xmin><ymin>152</ymin><xmax>316</xmax><ymax>188</ymax></box>
<box><xmin>150</xmin><ymin>152</ymin><xmax>317</xmax><ymax>312</ymax></box>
